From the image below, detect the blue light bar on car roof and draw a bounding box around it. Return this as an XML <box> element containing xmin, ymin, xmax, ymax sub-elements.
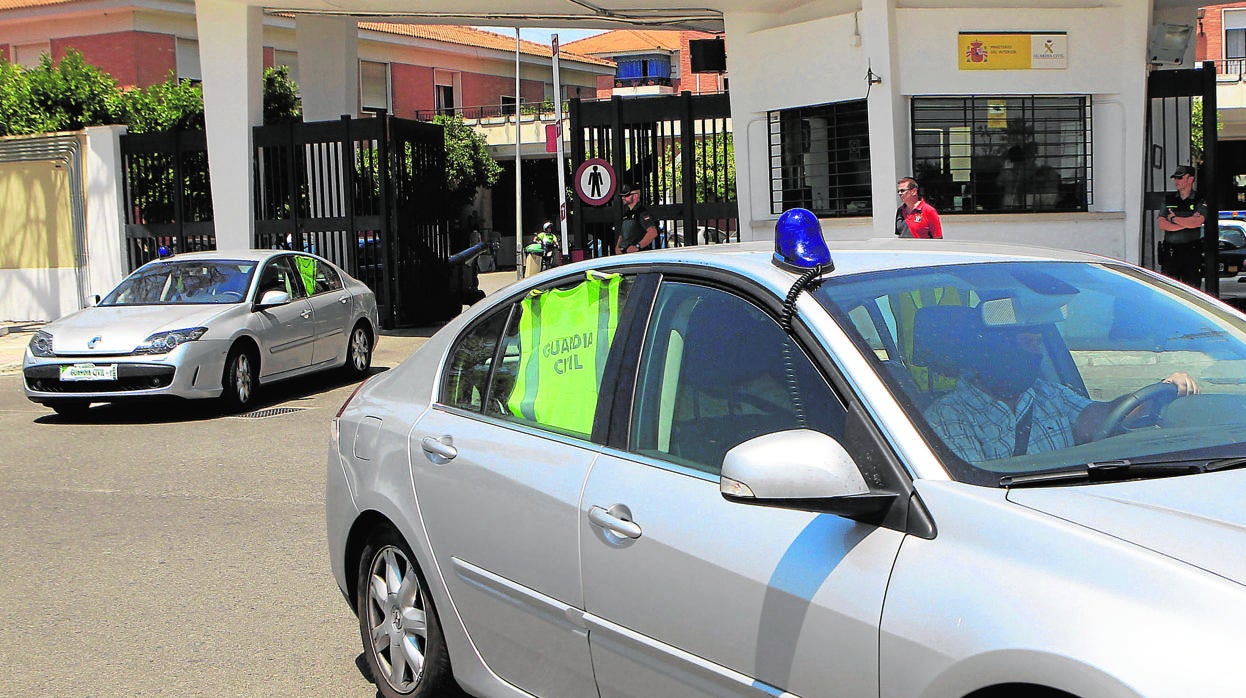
<box><xmin>772</xmin><ymin>207</ymin><xmax>832</xmax><ymax>272</ymax></box>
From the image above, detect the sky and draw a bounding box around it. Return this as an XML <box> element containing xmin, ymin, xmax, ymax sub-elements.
<box><xmin>477</xmin><ymin>27</ymin><xmax>607</xmax><ymax>45</ymax></box>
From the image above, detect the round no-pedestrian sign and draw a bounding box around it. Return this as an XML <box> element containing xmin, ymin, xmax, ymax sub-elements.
<box><xmin>574</xmin><ymin>159</ymin><xmax>616</xmax><ymax>206</ymax></box>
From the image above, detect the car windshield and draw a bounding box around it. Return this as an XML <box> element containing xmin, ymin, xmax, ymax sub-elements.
<box><xmin>101</xmin><ymin>260</ymin><xmax>257</xmax><ymax>306</ymax></box>
<box><xmin>1220</xmin><ymin>224</ymin><xmax>1246</xmax><ymax>248</ymax></box>
<box><xmin>816</xmin><ymin>261</ymin><xmax>1246</xmax><ymax>487</ymax></box>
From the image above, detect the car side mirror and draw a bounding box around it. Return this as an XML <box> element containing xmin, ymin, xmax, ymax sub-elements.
<box><xmin>720</xmin><ymin>429</ymin><xmax>896</xmax><ymax>522</ymax></box>
<box><xmin>256</xmin><ymin>289</ymin><xmax>291</xmax><ymax>308</ymax></box>
<box><xmin>86</xmin><ymin>294</ymin><xmax>100</xmax><ymax>307</ymax></box>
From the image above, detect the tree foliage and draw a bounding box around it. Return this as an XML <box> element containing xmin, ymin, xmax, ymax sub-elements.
<box><xmin>0</xmin><ymin>50</ymin><xmax>118</xmax><ymax>135</ymax></box>
<box><xmin>1191</xmin><ymin>97</ymin><xmax>1222</xmax><ymax>165</ymax></box>
<box><xmin>0</xmin><ymin>50</ymin><xmax>302</xmax><ymax>136</ymax></box>
<box><xmin>114</xmin><ymin>74</ymin><xmax>205</xmax><ymax>133</ymax></box>
<box><xmin>658</xmin><ymin>132</ymin><xmax>737</xmax><ymax>203</ymax></box>
<box><xmin>434</xmin><ymin>113</ymin><xmax>502</xmax><ymax>210</ymax></box>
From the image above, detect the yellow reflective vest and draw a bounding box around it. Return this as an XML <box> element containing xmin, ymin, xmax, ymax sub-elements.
<box><xmin>295</xmin><ymin>256</ymin><xmax>317</xmax><ymax>297</ymax></box>
<box><xmin>508</xmin><ymin>271</ymin><xmax>622</xmax><ymax>434</ymax></box>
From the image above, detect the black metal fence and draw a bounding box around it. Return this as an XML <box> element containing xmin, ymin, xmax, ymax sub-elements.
<box><xmin>569</xmin><ymin>92</ymin><xmax>737</xmax><ymax>258</ymax></box>
<box><xmin>120</xmin><ymin>129</ymin><xmax>215</xmax><ymax>270</ymax></box>
<box><xmin>119</xmin><ymin>114</ymin><xmax>459</xmax><ymax>328</ymax></box>
<box><xmin>253</xmin><ymin>114</ymin><xmax>455</xmax><ymax>328</ymax></box>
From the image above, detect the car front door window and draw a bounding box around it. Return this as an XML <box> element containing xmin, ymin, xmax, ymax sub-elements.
<box><xmin>629</xmin><ymin>281</ymin><xmax>847</xmax><ymax>474</ymax></box>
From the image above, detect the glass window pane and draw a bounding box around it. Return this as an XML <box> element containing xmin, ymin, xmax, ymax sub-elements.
<box><xmin>442</xmin><ymin>311</ymin><xmax>510</xmax><ymax>412</ymax></box>
<box><xmin>360</xmin><ymin>61</ymin><xmax>389</xmax><ymax>111</ymax></box>
<box><xmin>630</xmin><ymin>282</ymin><xmax>846</xmax><ymax>475</ymax></box>
<box><xmin>768</xmin><ymin>100</ymin><xmax>871</xmax><ymax>217</ymax></box>
<box><xmin>912</xmin><ymin>95</ymin><xmax>1091</xmax><ymax>215</ymax></box>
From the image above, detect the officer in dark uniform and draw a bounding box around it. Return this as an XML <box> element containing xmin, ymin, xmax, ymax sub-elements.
<box><xmin>1157</xmin><ymin>164</ymin><xmax>1208</xmax><ymax>287</ymax></box>
<box><xmin>615</xmin><ymin>183</ymin><xmax>659</xmax><ymax>254</ymax></box>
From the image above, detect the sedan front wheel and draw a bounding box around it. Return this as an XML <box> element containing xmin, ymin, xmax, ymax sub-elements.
<box><xmin>221</xmin><ymin>347</ymin><xmax>257</xmax><ymax>412</ymax></box>
<box><xmin>357</xmin><ymin>529</ymin><xmax>451</xmax><ymax>698</ymax></box>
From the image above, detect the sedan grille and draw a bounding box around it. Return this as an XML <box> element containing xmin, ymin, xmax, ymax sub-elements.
<box><xmin>24</xmin><ymin>364</ymin><xmax>176</xmax><ymax>393</ymax></box>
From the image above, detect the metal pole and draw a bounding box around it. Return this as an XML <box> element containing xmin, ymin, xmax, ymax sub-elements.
<box><xmin>1202</xmin><ymin>60</ymin><xmax>1219</xmax><ymax>297</ymax></box>
<box><xmin>515</xmin><ymin>28</ymin><xmax>524</xmax><ymax>279</ymax></box>
<box><xmin>553</xmin><ymin>34</ymin><xmax>569</xmax><ymax>257</ymax></box>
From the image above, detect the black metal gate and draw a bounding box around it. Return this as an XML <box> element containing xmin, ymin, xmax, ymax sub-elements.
<box><xmin>120</xmin><ymin>129</ymin><xmax>215</xmax><ymax>270</ymax></box>
<box><xmin>569</xmin><ymin>92</ymin><xmax>737</xmax><ymax>256</ymax></box>
<box><xmin>252</xmin><ymin>114</ymin><xmax>454</xmax><ymax>328</ymax></box>
<box><xmin>1146</xmin><ymin>61</ymin><xmax>1218</xmax><ymax>295</ymax></box>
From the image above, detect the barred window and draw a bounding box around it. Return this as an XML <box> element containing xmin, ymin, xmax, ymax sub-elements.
<box><xmin>768</xmin><ymin>100</ymin><xmax>871</xmax><ymax>217</ymax></box>
<box><xmin>911</xmin><ymin>96</ymin><xmax>1092</xmax><ymax>215</ymax></box>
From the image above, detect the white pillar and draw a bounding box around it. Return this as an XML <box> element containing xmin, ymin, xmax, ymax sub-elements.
<box><xmin>196</xmin><ymin>0</ymin><xmax>262</xmax><ymax>251</ymax></box>
<box><xmin>82</xmin><ymin>125</ymin><xmax>128</xmax><ymax>296</ymax></box>
<box><xmin>861</xmin><ymin>0</ymin><xmax>905</xmax><ymax>236</ymax></box>
<box><xmin>296</xmin><ymin>16</ymin><xmax>360</xmax><ymax>122</ymax></box>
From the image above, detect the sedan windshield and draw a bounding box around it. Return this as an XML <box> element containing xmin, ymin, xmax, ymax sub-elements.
<box><xmin>102</xmin><ymin>260</ymin><xmax>256</xmax><ymax>306</ymax></box>
<box><xmin>816</xmin><ymin>262</ymin><xmax>1246</xmax><ymax>487</ymax></box>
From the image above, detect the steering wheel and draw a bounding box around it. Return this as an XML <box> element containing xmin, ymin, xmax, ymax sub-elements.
<box><xmin>1091</xmin><ymin>381</ymin><xmax>1179</xmax><ymax>442</ymax></box>
<box><xmin>216</xmin><ymin>290</ymin><xmax>244</xmax><ymax>302</ymax></box>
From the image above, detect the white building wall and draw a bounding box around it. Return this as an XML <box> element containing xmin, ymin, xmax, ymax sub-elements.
<box><xmin>724</xmin><ymin>0</ymin><xmax>1161</xmax><ymax>263</ymax></box>
<box><xmin>82</xmin><ymin>125</ymin><xmax>128</xmax><ymax>300</ymax></box>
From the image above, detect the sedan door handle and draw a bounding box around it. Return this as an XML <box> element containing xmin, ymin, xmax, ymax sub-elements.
<box><xmin>589</xmin><ymin>505</ymin><xmax>642</xmax><ymax>539</ymax></box>
<box><xmin>300</xmin><ymin>309</ymin><xmax>312</xmax><ymax>319</ymax></box>
<box><xmin>338</xmin><ymin>296</ymin><xmax>350</xmax><ymax>304</ymax></box>
<box><xmin>420</xmin><ymin>436</ymin><xmax>457</xmax><ymax>463</ymax></box>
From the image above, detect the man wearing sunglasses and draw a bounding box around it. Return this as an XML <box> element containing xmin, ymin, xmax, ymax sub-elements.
<box><xmin>1157</xmin><ymin>164</ymin><xmax>1207</xmax><ymax>287</ymax></box>
<box><xmin>895</xmin><ymin>177</ymin><xmax>943</xmax><ymax>239</ymax></box>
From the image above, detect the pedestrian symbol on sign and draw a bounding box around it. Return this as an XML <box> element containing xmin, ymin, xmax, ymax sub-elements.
<box><xmin>574</xmin><ymin>158</ymin><xmax>616</xmax><ymax>206</ymax></box>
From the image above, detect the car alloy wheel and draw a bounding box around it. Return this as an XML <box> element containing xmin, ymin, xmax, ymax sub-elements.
<box><xmin>347</xmin><ymin>326</ymin><xmax>372</xmax><ymax>377</ymax></box>
<box><xmin>357</xmin><ymin>531</ymin><xmax>450</xmax><ymax>698</ymax></box>
<box><xmin>222</xmin><ymin>347</ymin><xmax>256</xmax><ymax>411</ymax></box>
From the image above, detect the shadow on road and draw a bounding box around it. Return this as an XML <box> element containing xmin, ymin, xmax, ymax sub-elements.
<box><xmin>32</xmin><ymin>365</ymin><xmax>390</xmax><ymax>425</ymax></box>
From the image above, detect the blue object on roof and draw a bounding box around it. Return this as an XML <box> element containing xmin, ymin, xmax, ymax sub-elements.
<box><xmin>772</xmin><ymin>207</ymin><xmax>831</xmax><ymax>271</ymax></box>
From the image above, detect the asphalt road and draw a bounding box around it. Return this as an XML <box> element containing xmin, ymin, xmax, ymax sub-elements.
<box><xmin>0</xmin><ymin>271</ymin><xmax>519</xmax><ymax>697</ymax></box>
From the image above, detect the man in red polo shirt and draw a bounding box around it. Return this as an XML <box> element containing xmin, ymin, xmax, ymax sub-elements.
<box><xmin>895</xmin><ymin>177</ymin><xmax>943</xmax><ymax>239</ymax></box>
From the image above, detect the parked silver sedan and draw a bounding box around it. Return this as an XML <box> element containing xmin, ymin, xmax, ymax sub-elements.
<box><xmin>328</xmin><ymin>211</ymin><xmax>1246</xmax><ymax>698</ymax></box>
<box><xmin>24</xmin><ymin>249</ymin><xmax>378</xmax><ymax>416</ymax></box>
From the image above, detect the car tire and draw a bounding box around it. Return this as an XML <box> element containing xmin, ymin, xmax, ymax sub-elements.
<box><xmin>344</xmin><ymin>323</ymin><xmax>372</xmax><ymax>378</ymax></box>
<box><xmin>221</xmin><ymin>346</ymin><xmax>257</xmax><ymax>412</ymax></box>
<box><xmin>50</xmin><ymin>400</ymin><xmax>91</xmax><ymax>419</ymax></box>
<box><xmin>356</xmin><ymin>528</ymin><xmax>452</xmax><ymax>698</ymax></box>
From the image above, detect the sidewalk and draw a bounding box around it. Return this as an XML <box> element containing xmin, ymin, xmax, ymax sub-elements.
<box><xmin>0</xmin><ymin>271</ymin><xmax>522</xmax><ymax>378</ymax></box>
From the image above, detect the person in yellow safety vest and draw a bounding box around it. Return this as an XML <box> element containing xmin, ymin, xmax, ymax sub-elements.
<box><xmin>508</xmin><ymin>270</ymin><xmax>623</xmax><ymax>434</ymax></box>
<box><xmin>524</xmin><ymin>222</ymin><xmax>559</xmax><ymax>277</ymax></box>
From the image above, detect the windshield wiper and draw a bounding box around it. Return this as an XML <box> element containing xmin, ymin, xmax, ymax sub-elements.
<box><xmin>1000</xmin><ymin>459</ymin><xmax>1204</xmax><ymax>488</ymax></box>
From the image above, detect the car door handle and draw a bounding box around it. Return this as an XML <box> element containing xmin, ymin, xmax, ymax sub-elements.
<box><xmin>300</xmin><ymin>309</ymin><xmax>311</xmax><ymax>319</ymax></box>
<box><xmin>338</xmin><ymin>296</ymin><xmax>350</xmax><ymax>304</ymax></box>
<box><xmin>420</xmin><ymin>436</ymin><xmax>457</xmax><ymax>463</ymax></box>
<box><xmin>589</xmin><ymin>505</ymin><xmax>642</xmax><ymax>539</ymax></box>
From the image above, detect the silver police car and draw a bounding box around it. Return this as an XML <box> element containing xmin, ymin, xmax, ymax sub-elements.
<box><xmin>328</xmin><ymin>210</ymin><xmax>1246</xmax><ymax>698</ymax></box>
<box><xmin>25</xmin><ymin>249</ymin><xmax>378</xmax><ymax>416</ymax></box>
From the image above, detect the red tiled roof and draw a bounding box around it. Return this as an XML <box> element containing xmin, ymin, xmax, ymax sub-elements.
<box><xmin>357</xmin><ymin>23</ymin><xmax>615</xmax><ymax>67</ymax></box>
<box><xmin>0</xmin><ymin>0</ymin><xmax>76</xmax><ymax>9</ymax></box>
<box><xmin>562</xmin><ymin>29</ymin><xmax>694</xmax><ymax>55</ymax></box>
<box><xmin>0</xmin><ymin>2</ymin><xmax>612</xmax><ymax>68</ymax></box>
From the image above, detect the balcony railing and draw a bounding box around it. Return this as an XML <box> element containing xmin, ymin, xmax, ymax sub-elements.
<box><xmin>1215</xmin><ymin>58</ymin><xmax>1246</xmax><ymax>81</ymax></box>
<box><xmin>413</xmin><ymin>101</ymin><xmax>570</xmax><ymax>123</ymax></box>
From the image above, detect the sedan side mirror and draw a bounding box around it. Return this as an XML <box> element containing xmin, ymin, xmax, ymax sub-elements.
<box><xmin>720</xmin><ymin>429</ymin><xmax>896</xmax><ymax>522</ymax></box>
<box><xmin>256</xmin><ymin>289</ymin><xmax>291</xmax><ymax>308</ymax></box>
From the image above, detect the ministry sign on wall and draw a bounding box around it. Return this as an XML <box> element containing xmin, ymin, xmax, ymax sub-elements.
<box><xmin>959</xmin><ymin>32</ymin><xmax>1068</xmax><ymax>70</ymax></box>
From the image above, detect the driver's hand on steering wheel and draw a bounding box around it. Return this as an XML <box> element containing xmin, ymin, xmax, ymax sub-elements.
<box><xmin>1161</xmin><ymin>372</ymin><xmax>1199</xmax><ymax>396</ymax></box>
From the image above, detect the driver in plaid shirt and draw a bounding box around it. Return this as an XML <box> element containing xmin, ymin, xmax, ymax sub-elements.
<box><xmin>924</xmin><ymin>327</ymin><xmax>1198</xmax><ymax>463</ymax></box>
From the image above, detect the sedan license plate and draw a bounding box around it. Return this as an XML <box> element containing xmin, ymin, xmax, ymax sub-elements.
<box><xmin>60</xmin><ymin>363</ymin><xmax>118</xmax><ymax>381</ymax></box>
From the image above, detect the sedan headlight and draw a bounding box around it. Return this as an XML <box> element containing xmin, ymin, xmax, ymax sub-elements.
<box><xmin>29</xmin><ymin>330</ymin><xmax>55</xmax><ymax>357</ymax></box>
<box><xmin>136</xmin><ymin>327</ymin><xmax>208</xmax><ymax>354</ymax></box>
